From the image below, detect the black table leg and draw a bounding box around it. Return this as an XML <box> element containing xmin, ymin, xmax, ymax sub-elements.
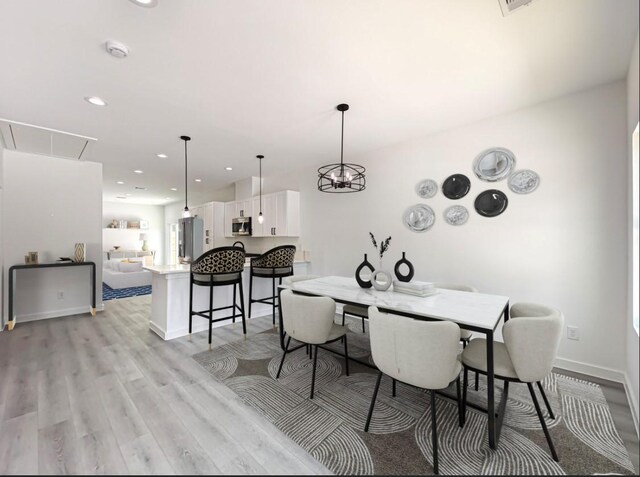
<box><xmin>486</xmin><ymin>328</ymin><xmax>496</xmax><ymax>449</ymax></box>
<box><xmin>90</xmin><ymin>262</ymin><xmax>96</xmax><ymax>316</ymax></box>
<box><xmin>8</xmin><ymin>268</ymin><xmax>15</xmax><ymax>330</ymax></box>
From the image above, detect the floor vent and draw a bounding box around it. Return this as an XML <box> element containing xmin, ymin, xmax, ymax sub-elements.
<box><xmin>498</xmin><ymin>0</ymin><xmax>534</xmax><ymax>17</ymax></box>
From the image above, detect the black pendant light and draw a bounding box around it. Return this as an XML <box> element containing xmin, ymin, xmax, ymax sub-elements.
<box><xmin>257</xmin><ymin>155</ymin><xmax>264</xmax><ymax>224</ymax></box>
<box><xmin>180</xmin><ymin>135</ymin><xmax>191</xmax><ymax>218</ymax></box>
<box><xmin>318</xmin><ymin>103</ymin><xmax>366</xmax><ymax>193</ymax></box>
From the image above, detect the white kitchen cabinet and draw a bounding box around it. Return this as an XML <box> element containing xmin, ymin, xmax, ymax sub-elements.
<box><xmin>251</xmin><ymin>196</ymin><xmax>265</xmax><ymax>237</ymax></box>
<box><xmin>224</xmin><ymin>202</ymin><xmax>236</xmax><ymax>237</ymax></box>
<box><xmin>192</xmin><ymin>201</ymin><xmax>224</xmax><ymax>249</ymax></box>
<box><xmin>225</xmin><ymin>190</ymin><xmax>299</xmax><ymax>238</ymax></box>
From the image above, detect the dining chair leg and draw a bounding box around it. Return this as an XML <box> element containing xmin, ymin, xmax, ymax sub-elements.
<box><xmin>462</xmin><ymin>367</ymin><xmax>468</xmax><ymax>424</ymax></box>
<box><xmin>456</xmin><ymin>375</ymin><xmax>463</xmax><ymax>428</ymax></box>
<box><xmin>310</xmin><ymin>345</ymin><xmax>319</xmax><ymax>399</ymax></box>
<box><xmin>276</xmin><ymin>336</ymin><xmax>291</xmax><ymax>379</ymax></box>
<box><xmin>343</xmin><ymin>335</ymin><xmax>350</xmax><ymax>376</ymax></box>
<box><xmin>537</xmin><ymin>381</ymin><xmax>555</xmax><ymax>420</ymax></box>
<box><xmin>527</xmin><ymin>382</ymin><xmax>559</xmax><ymax>462</ymax></box>
<box><xmin>431</xmin><ymin>389</ymin><xmax>439</xmax><ymax>475</ymax></box>
<box><xmin>342</xmin><ymin>310</ymin><xmax>346</xmax><ymax>326</ymax></box>
<box><xmin>474</xmin><ymin>371</ymin><xmax>479</xmax><ymax>391</ymax></box>
<box><xmin>392</xmin><ymin>379</ymin><xmax>396</xmax><ymax>397</ymax></box>
<box><xmin>365</xmin><ymin>371</ymin><xmax>383</xmax><ymax>432</ymax></box>
<box><xmin>238</xmin><ymin>279</ymin><xmax>247</xmax><ymax>335</ymax></box>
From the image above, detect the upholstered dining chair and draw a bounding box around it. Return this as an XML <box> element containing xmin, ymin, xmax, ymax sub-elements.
<box><xmin>277</xmin><ymin>289</ymin><xmax>350</xmax><ymax>399</ymax></box>
<box><xmin>189</xmin><ymin>246</ymin><xmax>247</xmax><ymax>346</ymax></box>
<box><xmin>365</xmin><ymin>307</ymin><xmax>464</xmax><ymax>474</ymax></box>
<box><xmin>461</xmin><ymin>302</ymin><xmax>564</xmax><ymax>462</ymax></box>
<box><xmin>434</xmin><ymin>283</ymin><xmax>480</xmax><ymax>389</ymax></box>
<box><xmin>248</xmin><ymin>245</ymin><xmax>296</xmax><ymax>325</ymax></box>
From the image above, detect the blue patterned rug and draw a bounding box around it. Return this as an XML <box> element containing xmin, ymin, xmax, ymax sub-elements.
<box><xmin>102</xmin><ymin>282</ymin><xmax>152</xmax><ymax>301</ymax></box>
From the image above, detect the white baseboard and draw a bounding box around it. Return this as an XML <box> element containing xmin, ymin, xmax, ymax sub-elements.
<box><xmin>624</xmin><ymin>372</ymin><xmax>640</xmax><ymax>437</ymax></box>
<box><xmin>554</xmin><ymin>357</ymin><xmax>626</xmax><ymax>383</ymax></box>
<box><xmin>16</xmin><ymin>304</ymin><xmax>105</xmax><ymax>323</ymax></box>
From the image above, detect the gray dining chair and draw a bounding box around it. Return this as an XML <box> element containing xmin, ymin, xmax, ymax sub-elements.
<box><xmin>461</xmin><ymin>302</ymin><xmax>564</xmax><ymax>462</ymax></box>
<box><xmin>277</xmin><ymin>289</ymin><xmax>350</xmax><ymax>399</ymax></box>
<box><xmin>365</xmin><ymin>306</ymin><xmax>464</xmax><ymax>474</ymax></box>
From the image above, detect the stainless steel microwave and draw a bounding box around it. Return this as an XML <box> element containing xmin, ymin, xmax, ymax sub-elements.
<box><xmin>232</xmin><ymin>216</ymin><xmax>252</xmax><ymax>236</ymax></box>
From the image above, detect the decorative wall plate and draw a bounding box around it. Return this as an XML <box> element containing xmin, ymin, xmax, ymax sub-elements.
<box><xmin>444</xmin><ymin>205</ymin><xmax>469</xmax><ymax>226</ymax></box>
<box><xmin>473</xmin><ymin>147</ymin><xmax>516</xmax><ymax>182</ymax></box>
<box><xmin>415</xmin><ymin>179</ymin><xmax>438</xmax><ymax>199</ymax></box>
<box><xmin>508</xmin><ymin>169</ymin><xmax>540</xmax><ymax>194</ymax></box>
<box><xmin>403</xmin><ymin>204</ymin><xmax>435</xmax><ymax>232</ymax></box>
<box><xmin>442</xmin><ymin>174</ymin><xmax>471</xmax><ymax>200</ymax></box>
<box><xmin>474</xmin><ymin>190</ymin><xmax>508</xmax><ymax>217</ymax></box>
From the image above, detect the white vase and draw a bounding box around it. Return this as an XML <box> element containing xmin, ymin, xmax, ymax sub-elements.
<box><xmin>371</xmin><ymin>259</ymin><xmax>392</xmax><ymax>291</ymax></box>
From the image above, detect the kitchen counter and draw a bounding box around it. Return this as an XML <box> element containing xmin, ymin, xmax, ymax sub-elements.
<box><xmin>143</xmin><ymin>260</ymin><xmax>310</xmax><ymax>340</ymax></box>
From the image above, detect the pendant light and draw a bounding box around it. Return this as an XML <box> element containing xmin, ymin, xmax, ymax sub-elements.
<box><xmin>318</xmin><ymin>103</ymin><xmax>366</xmax><ymax>193</ymax></box>
<box><xmin>180</xmin><ymin>135</ymin><xmax>191</xmax><ymax>218</ymax></box>
<box><xmin>257</xmin><ymin>155</ymin><xmax>264</xmax><ymax>224</ymax></box>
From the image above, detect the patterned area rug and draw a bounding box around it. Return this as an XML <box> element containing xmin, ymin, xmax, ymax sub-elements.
<box><xmin>102</xmin><ymin>282</ymin><xmax>152</xmax><ymax>301</ymax></box>
<box><xmin>192</xmin><ymin>319</ymin><xmax>636</xmax><ymax>475</ymax></box>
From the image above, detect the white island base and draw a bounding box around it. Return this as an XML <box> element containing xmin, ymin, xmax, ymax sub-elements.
<box><xmin>144</xmin><ymin>262</ymin><xmax>309</xmax><ymax>340</ymax></box>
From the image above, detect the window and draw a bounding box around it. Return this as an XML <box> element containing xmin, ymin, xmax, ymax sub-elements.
<box><xmin>633</xmin><ymin>122</ymin><xmax>639</xmax><ymax>334</ymax></box>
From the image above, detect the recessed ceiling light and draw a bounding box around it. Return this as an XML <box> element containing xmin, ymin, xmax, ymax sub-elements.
<box><xmin>116</xmin><ymin>196</ymin><xmax>127</xmax><ymax>199</ymax></box>
<box><xmin>84</xmin><ymin>96</ymin><xmax>107</xmax><ymax>106</ymax></box>
<box><xmin>116</xmin><ymin>181</ymin><xmax>125</xmax><ymax>185</ymax></box>
<box><xmin>170</xmin><ymin>187</ymin><xmax>177</xmax><ymax>191</ymax></box>
<box><xmin>134</xmin><ymin>170</ymin><xmax>143</xmax><ymax>174</ymax></box>
<box><xmin>165</xmin><ymin>197</ymin><xmax>171</xmax><ymax>200</ymax></box>
<box><xmin>125</xmin><ymin>193</ymin><xmax>132</xmax><ymax>196</ymax></box>
<box><xmin>129</xmin><ymin>0</ymin><xmax>157</xmax><ymax>7</ymax></box>
<box><xmin>157</xmin><ymin>153</ymin><xmax>167</xmax><ymax>158</ymax></box>
<box><xmin>194</xmin><ymin>179</ymin><xmax>202</xmax><ymax>182</ymax></box>
<box><xmin>225</xmin><ymin>167</ymin><xmax>233</xmax><ymax>171</ymax></box>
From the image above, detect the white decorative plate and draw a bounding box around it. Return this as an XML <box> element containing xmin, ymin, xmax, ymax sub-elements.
<box><xmin>403</xmin><ymin>204</ymin><xmax>435</xmax><ymax>233</ymax></box>
<box><xmin>415</xmin><ymin>179</ymin><xmax>438</xmax><ymax>199</ymax></box>
<box><xmin>444</xmin><ymin>205</ymin><xmax>469</xmax><ymax>226</ymax></box>
<box><xmin>508</xmin><ymin>169</ymin><xmax>540</xmax><ymax>194</ymax></box>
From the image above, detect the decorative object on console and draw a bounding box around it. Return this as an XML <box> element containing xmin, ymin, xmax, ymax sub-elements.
<box><xmin>354</xmin><ymin>253</ymin><xmax>375</xmax><ymax>288</ymax></box>
<box><xmin>393</xmin><ymin>252</ymin><xmax>415</xmax><ymax>282</ymax></box>
<box><xmin>318</xmin><ymin>103</ymin><xmax>366</xmax><ymax>193</ymax></box>
<box><xmin>509</xmin><ymin>169</ymin><xmax>540</xmax><ymax>194</ymax></box>
<box><xmin>127</xmin><ymin>220</ymin><xmax>140</xmax><ymax>229</ymax></box>
<box><xmin>403</xmin><ymin>204</ymin><xmax>435</xmax><ymax>232</ymax></box>
<box><xmin>356</xmin><ymin>253</ymin><xmax>375</xmax><ymax>288</ymax></box>
<box><xmin>444</xmin><ymin>205</ymin><xmax>469</xmax><ymax>226</ymax></box>
<box><xmin>139</xmin><ymin>220</ymin><xmax>149</xmax><ymax>229</ymax></box>
<box><xmin>369</xmin><ymin>233</ymin><xmax>392</xmax><ymax>291</ymax></box>
<box><xmin>257</xmin><ymin>155</ymin><xmax>265</xmax><ymax>224</ymax></box>
<box><xmin>442</xmin><ymin>174</ymin><xmax>471</xmax><ymax>199</ymax></box>
<box><xmin>415</xmin><ymin>179</ymin><xmax>438</xmax><ymax>198</ymax></box>
<box><xmin>180</xmin><ymin>135</ymin><xmax>192</xmax><ymax>218</ymax></box>
<box><xmin>474</xmin><ymin>189</ymin><xmax>509</xmax><ymax>217</ymax></box>
<box><xmin>473</xmin><ymin>147</ymin><xmax>516</xmax><ymax>182</ymax></box>
<box><xmin>139</xmin><ymin>233</ymin><xmax>149</xmax><ymax>251</ymax></box>
<box><xmin>25</xmin><ymin>251</ymin><xmax>39</xmax><ymax>265</ymax></box>
<box><xmin>74</xmin><ymin>243</ymin><xmax>86</xmax><ymax>262</ymax></box>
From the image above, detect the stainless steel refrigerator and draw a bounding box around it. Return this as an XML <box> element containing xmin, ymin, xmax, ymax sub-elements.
<box><xmin>178</xmin><ymin>217</ymin><xmax>204</xmax><ymax>264</ymax></box>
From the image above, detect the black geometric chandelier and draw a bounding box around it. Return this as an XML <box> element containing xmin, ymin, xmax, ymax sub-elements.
<box><xmin>318</xmin><ymin>103</ymin><xmax>366</xmax><ymax>193</ymax></box>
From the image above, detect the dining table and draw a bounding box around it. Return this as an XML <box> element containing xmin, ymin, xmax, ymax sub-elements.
<box><xmin>278</xmin><ymin>275</ymin><xmax>510</xmax><ymax>450</ymax></box>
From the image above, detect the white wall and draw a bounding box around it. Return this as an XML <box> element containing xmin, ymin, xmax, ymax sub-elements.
<box><xmin>626</xmin><ymin>32</ymin><xmax>639</xmax><ymax>431</ymax></box>
<box><xmin>103</xmin><ymin>201</ymin><xmax>165</xmax><ymax>265</ymax></box>
<box><xmin>0</xmin><ymin>145</ymin><xmax>4</xmax><ymax>328</ymax></box>
<box><xmin>267</xmin><ymin>81</ymin><xmax>628</xmax><ymax>379</ymax></box>
<box><xmin>2</xmin><ymin>151</ymin><xmax>103</xmax><ymax>323</ymax></box>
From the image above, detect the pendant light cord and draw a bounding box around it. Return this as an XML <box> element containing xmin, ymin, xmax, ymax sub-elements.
<box><xmin>340</xmin><ymin>109</ymin><xmax>345</xmax><ymax>177</ymax></box>
<box><xmin>259</xmin><ymin>156</ymin><xmax>262</xmax><ymax>214</ymax></box>
<box><xmin>184</xmin><ymin>139</ymin><xmax>188</xmax><ymax>211</ymax></box>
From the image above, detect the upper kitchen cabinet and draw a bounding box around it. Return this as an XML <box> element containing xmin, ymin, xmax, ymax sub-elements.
<box><xmin>227</xmin><ymin>190</ymin><xmax>300</xmax><ymax>238</ymax></box>
<box><xmin>192</xmin><ymin>201</ymin><xmax>224</xmax><ymax>250</ymax></box>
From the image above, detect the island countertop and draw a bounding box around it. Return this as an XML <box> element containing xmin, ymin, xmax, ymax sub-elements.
<box><xmin>144</xmin><ymin>260</ymin><xmax>310</xmax><ymax>275</ymax></box>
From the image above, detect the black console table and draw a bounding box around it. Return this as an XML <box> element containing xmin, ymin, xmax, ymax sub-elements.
<box><xmin>7</xmin><ymin>261</ymin><xmax>96</xmax><ymax>331</ymax></box>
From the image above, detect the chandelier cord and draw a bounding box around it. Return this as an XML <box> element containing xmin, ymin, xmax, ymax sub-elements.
<box><xmin>184</xmin><ymin>139</ymin><xmax>188</xmax><ymax>211</ymax></box>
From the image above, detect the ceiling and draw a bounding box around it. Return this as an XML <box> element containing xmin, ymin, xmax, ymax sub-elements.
<box><xmin>0</xmin><ymin>0</ymin><xmax>637</xmax><ymax>205</ymax></box>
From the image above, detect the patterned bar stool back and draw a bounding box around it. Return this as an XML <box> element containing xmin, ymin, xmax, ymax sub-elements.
<box><xmin>191</xmin><ymin>246</ymin><xmax>246</xmax><ymax>285</ymax></box>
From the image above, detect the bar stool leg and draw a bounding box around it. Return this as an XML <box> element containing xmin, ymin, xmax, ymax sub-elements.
<box><xmin>188</xmin><ymin>276</ymin><xmax>194</xmax><ymax>338</ymax></box>
<box><xmin>272</xmin><ymin>275</ymin><xmax>276</xmax><ymax>326</ymax></box>
<box><xmin>238</xmin><ymin>279</ymin><xmax>247</xmax><ymax>335</ymax></box>
<box><xmin>248</xmin><ymin>272</ymin><xmax>253</xmax><ymax>318</ymax></box>
<box><xmin>208</xmin><ymin>284</ymin><xmax>214</xmax><ymax>349</ymax></box>
<box><xmin>232</xmin><ymin>283</ymin><xmax>237</xmax><ymax>324</ymax></box>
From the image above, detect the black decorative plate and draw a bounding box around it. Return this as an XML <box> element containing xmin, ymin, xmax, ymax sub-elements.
<box><xmin>474</xmin><ymin>189</ymin><xmax>508</xmax><ymax>217</ymax></box>
<box><xmin>442</xmin><ymin>174</ymin><xmax>471</xmax><ymax>200</ymax></box>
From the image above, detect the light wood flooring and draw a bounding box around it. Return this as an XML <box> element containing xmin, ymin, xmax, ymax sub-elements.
<box><xmin>0</xmin><ymin>295</ymin><xmax>637</xmax><ymax>474</ymax></box>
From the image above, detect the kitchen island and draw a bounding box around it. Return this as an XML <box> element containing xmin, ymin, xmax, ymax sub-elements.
<box><xmin>144</xmin><ymin>260</ymin><xmax>309</xmax><ymax>340</ymax></box>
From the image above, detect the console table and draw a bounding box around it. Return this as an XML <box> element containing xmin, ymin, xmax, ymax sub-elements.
<box><xmin>6</xmin><ymin>261</ymin><xmax>97</xmax><ymax>331</ymax></box>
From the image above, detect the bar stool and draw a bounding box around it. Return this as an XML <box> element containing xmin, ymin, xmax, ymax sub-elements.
<box><xmin>189</xmin><ymin>246</ymin><xmax>247</xmax><ymax>346</ymax></box>
<box><xmin>248</xmin><ymin>245</ymin><xmax>296</xmax><ymax>325</ymax></box>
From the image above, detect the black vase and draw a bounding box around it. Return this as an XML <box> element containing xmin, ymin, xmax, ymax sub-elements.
<box><xmin>355</xmin><ymin>253</ymin><xmax>375</xmax><ymax>288</ymax></box>
<box><xmin>394</xmin><ymin>252</ymin><xmax>415</xmax><ymax>282</ymax></box>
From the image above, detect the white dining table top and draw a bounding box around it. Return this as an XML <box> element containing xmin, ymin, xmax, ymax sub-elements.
<box><xmin>289</xmin><ymin>276</ymin><xmax>509</xmax><ymax>331</ymax></box>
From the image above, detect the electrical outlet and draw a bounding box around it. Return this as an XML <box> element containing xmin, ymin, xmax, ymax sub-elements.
<box><xmin>57</xmin><ymin>291</ymin><xmax>64</xmax><ymax>300</ymax></box>
<box><xmin>567</xmin><ymin>326</ymin><xmax>579</xmax><ymax>341</ymax></box>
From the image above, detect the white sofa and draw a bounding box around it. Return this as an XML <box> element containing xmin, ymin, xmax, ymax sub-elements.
<box><xmin>103</xmin><ymin>258</ymin><xmax>153</xmax><ymax>289</ymax></box>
